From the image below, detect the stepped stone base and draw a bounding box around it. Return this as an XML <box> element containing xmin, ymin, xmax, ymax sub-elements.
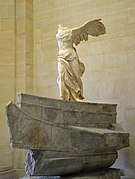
<box><xmin>20</xmin><ymin>168</ymin><xmax>120</xmax><ymax>179</ymax></box>
<box><xmin>121</xmin><ymin>177</ymin><xmax>135</xmax><ymax>179</ymax></box>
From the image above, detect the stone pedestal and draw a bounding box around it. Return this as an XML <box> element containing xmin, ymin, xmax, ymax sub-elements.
<box><xmin>5</xmin><ymin>94</ymin><xmax>129</xmax><ymax>178</ymax></box>
<box><xmin>20</xmin><ymin>168</ymin><xmax>120</xmax><ymax>179</ymax></box>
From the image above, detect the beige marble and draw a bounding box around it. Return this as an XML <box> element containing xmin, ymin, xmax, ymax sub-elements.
<box><xmin>56</xmin><ymin>20</ymin><xmax>106</xmax><ymax>101</ymax></box>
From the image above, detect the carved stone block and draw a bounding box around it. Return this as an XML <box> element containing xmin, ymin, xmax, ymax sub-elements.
<box><xmin>20</xmin><ymin>168</ymin><xmax>120</xmax><ymax>179</ymax></box>
<box><xmin>5</xmin><ymin>93</ymin><xmax>129</xmax><ymax>176</ymax></box>
<box><xmin>25</xmin><ymin>150</ymin><xmax>117</xmax><ymax>176</ymax></box>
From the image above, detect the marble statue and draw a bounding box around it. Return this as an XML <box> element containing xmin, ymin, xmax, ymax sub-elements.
<box><xmin>5</xmin><ymin>19</ymin><xmax>130</xmax><ymax>179</ymax></box>
<box><xmin>56</xmin><ymin>19</ymin><xmax>106</xmax><ymax>101</ymax></box>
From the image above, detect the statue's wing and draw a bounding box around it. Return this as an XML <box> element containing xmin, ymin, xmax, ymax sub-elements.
<box><xmin>72</xmin><ymin>19</ymin><xmax>106</xmax><ymax>45</ymax></box>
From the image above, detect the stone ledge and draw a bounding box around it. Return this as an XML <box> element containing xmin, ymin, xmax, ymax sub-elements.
<box><xmin>121</xmin><ymin>177</ymin><xmax>135</xmax><ymax>179</ymax></box>
<box><xmin>20</xmin><ymin>168</ymin><xmax>120</xmax><ymax>179</ymax></box>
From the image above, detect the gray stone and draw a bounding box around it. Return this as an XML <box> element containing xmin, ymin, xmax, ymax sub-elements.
<box><xmin>5</xmin><ymin>93</ymin><xmax>129</xmax><ymax>151</ymax></box>
<box><xmin>5</xmin><ymin>93</ymin><xmax>130</xmax><ymax>176</ymax></box>
<box><xmin>5</xmin><ymin>102</ymin><xmax>52</xmax><ymax>150</ymax></box>
<box><xmin>5</xmin><ymin>102</ymin><xmax>129</xmax><ymax>152</ymax></box>
<box><xmin>20</xmin><ymin>177</ymin><xmax>60</xmax><ymax>179</ymax></box>
<box><xmin>20</xmin><ymin>168</ymin><xmax>120</xmax><ymax>179</ymax></box>
<box><xmin>17</xmin><ymin>93</ymin><xmax>117</xmax><ymax>127</ymax></box>
<box><xmin>25</xmin><ymin>150</ymin><xmax>117</xmax><ymax>176</ymax></box>
<box><xmin>121</xmin><ymin>177</ymin><xmax>135</xmax><ymax>179</ymax></box>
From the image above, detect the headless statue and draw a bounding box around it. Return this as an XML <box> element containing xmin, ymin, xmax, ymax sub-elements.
<box><xmin>56</xmin><ymin>19</ymin><xmax>106</xmax><ymax>101</ymax></box>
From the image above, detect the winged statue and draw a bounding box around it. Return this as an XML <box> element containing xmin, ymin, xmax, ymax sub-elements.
<box><xmin>56</xmin><ymin>19</ymin><xmax>106</xmax><ymax>101</ymax></box>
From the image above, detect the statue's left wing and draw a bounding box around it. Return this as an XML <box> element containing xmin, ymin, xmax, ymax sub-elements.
<box><xmin>72</xmin><ymin>19</ymin><xmax>106</xmax><ymax>45</ymax></box>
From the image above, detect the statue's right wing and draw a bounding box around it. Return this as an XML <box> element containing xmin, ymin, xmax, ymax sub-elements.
<box><xmin>72</xmin><ymin>19</ymin><xmax>106</xmax><ymax>46</ymax></box>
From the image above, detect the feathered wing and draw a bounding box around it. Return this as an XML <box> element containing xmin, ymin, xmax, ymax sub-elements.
<box><xmin>71</xmin><ymin>19</ymin><xmax>106</xmax><ymax>45</ymax></box>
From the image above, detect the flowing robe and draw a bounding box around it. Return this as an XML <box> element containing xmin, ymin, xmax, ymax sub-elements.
<box><xmin>56</xmin><ymin>27</ymin><xmax>85</xmax><ymax>101</ymax></box>
<box><xmin>57</xmin><ymin>47</ymin><xmax>85</xmax><ymax>101</ymax></box>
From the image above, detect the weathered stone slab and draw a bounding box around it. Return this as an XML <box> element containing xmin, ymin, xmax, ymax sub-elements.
<box><xmin>20</xmin><ymin>168</ymin><xmax>120</xmax><ymax>179</ymax></box>
<box><xmin>5</xmin><ymin>102</ymin><xmax>129</xmax><ymax>151</ymax></box>
<box><xmin>17</xmin><ymin>93</ymin><xmax>117</xmax><ymax>128</ymax></box>
<box><xmin>25</xmin><ymin>150</ymin><xmax>117</xmax><ymax>176</ymax></box>
<box><xmin>5</xmin><ymin>93</ymin><xmax>130</xmax><ymax>176</ymax></box>
<box><xmin>62</xmin><ymin>168</ymin><xmax>121</xmax><ymax>179</ymax></box>
<box><xmin>6</xmin><ymin>103</ymin><xmax>52</xmax><ymax>150</ymax></box>
<box><xmin>70</xmin><ymin>125</ymin><xmax>129</xmax><ymax>152</ymax></box>
<box><xmin>20</xmin><ymin>177</ymin><xmax>60</xmax><ymax>179</ymax></box>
